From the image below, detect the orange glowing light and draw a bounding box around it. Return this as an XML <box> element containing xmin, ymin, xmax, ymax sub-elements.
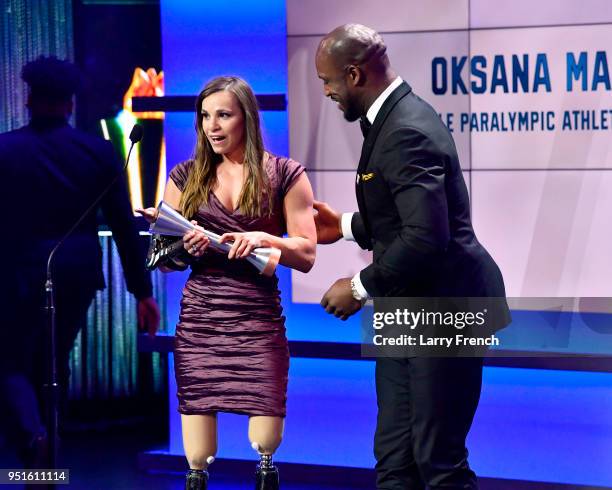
<box><xmin>123</xmin><ymin>67</ymin><xmax>165</xmax><ymax>119</ymax></box>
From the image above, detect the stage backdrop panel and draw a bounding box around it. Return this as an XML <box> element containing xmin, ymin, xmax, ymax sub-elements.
<box><xmin>472</xmin><ymin>170</ymin><xmax>612</xmax><ymax>299</ymax></box>
<box><xmin>469</xmin><ymin>24</ymin><xmax>612</xmax><ymax>169</ymax></box>
<box><xmin>470</xmin><ymin>0</ymin><xmax>612</xmax><ymax>28</ymax></box>
<box><xmin>287</xmin><ymin>0</ymin><xmax>468</xmax><ymax>36</ymax></box>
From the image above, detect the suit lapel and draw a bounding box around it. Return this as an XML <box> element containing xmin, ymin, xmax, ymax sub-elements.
<box><xmin>357</xmin><ymin>82</ymin><xmax>412</xmax><ymax>174</ymax></box>
<box><xmin>355</xmin><ymin>82</ymin><xmax>412</xmax><ymax>236</ymax></box>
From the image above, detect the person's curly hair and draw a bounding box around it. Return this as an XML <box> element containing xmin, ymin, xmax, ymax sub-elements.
<box><xmin>21</xmin><ymin>56</ymin><xmax>82</xmax><ymax>101</ymax></box>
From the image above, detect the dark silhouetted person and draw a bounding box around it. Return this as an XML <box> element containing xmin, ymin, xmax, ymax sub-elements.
<box><xmin>0</xmin><ymin>56</ymin><xmax>160</xmax><ymax>469</ymax></box>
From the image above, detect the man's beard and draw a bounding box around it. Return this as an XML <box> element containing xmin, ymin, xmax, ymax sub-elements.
<box><xmin>342</xmin><ymin>96</ymin><xmax>361</xmax><ymax>122</ymax></box>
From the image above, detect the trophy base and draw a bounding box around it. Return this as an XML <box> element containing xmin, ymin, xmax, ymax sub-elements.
<box><xmin>260</xmin><ymin>248</ymin><xmax>281</xmax><ymax>277</ymax></box>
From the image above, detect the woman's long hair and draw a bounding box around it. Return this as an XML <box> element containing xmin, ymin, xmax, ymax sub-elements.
<box><xmin>180</xmin><ymin>76</ymin><xmax>272</xmax><ymax>219</ymax></box>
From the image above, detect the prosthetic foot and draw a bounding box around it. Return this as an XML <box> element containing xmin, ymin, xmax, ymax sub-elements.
<box><xmin>185</xmin><ymin>470</ymin><xmax>208</xmax><ymax>490</ymax></box>
<box><xmin>185</xmin><ymin>469</ymin><xmax>208</xmax><ymax>490</ymax></box>
<box><xmin>185</xmin><ymin>457</ymin><xmax>214</xmax><ymax>490</ymax></box>
<box><xmin>252</xmin><ymin>443</ymin><xmax>280</xmax><ymax>490</ymax></box>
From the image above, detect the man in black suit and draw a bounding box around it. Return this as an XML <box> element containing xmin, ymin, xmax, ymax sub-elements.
<box><xmin>314</xmin><ymin>25</ymin><xmax>510</xmax><ymax>489</ymax></box>
<box><xmin>0</xmin><ymin>56</ymin><xmax>159</xmax><ymax>466</ymax></box>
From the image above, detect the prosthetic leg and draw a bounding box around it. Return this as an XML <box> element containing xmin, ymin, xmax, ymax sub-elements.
<box><xmin>185</xmin><ymin>469</ymin><xmax>208</xmax><ymax>490</ymax></box>
<box><xmin>252</xmin><ymin>442</ymin><xmax>280</xmax><ymax>490</ymax></box>
<box><xmin>184</xmin><ymin>456</ymin><xmax>214</xmax><ymax>490</ymax></box>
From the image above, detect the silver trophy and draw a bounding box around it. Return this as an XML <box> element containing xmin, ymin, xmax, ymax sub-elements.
<box><xmin>149</xmin><ymin>201</ymin><xmax>281</xmax><ymax>277</ymax></box>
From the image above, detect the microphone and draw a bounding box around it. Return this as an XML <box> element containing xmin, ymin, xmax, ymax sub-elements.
<box><xmin>43</xmin><ymin>123</ymin><xmax>144</xmax><ymax>468</ymax></box>
<box><xmin>129</xmin><ymin>123</ymin><xmax>144</xmax><ymax>144</ymax></box>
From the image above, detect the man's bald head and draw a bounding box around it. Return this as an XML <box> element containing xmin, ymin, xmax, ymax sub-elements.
<box><xmin>315</xmin><ymin>24</ymin><xmax>396</xmax><ymax>122</ymax></box>
<box><xmin>317</xmin><ymin>24</ymin><xmax>389</xmax><ymax>73</ymax></box>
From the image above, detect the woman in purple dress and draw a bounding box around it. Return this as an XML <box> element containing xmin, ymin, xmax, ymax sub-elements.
<box><xmin>138</xmin><ymin>76</ymin><xmax>316</xmax><ymax>490</ymax></box>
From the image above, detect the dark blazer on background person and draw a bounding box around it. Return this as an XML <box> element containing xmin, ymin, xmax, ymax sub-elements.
<box><xmin>0</xmin><ymin>117</ymin><xmax>152</xmax><ymax>374</ymax></box>
<box><xmin>351</xmin><ymin>81</ymin><xmax>510</xmax><ymax>322</ymax></box>
<box><xmin>0</xmin><ymin>117</ymin><xmax>151</xmax><ymax>298</ymax></box>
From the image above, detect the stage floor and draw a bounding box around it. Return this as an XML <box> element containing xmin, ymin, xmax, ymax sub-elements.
<box><xmin>2</xmin><ymin>424</ymin><xmax>610</xmax><ymax>490</ymax></box>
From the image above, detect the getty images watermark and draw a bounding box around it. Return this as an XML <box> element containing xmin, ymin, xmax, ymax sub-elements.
<box><xmin>371</xmin><ymin>306</ymin><xmax>496</xmax><ymax>348</ymax></box>
<box><xmin>359</xmin><ymin>297</ymin><xmax>612</xmax><ymax>358</ymax></box>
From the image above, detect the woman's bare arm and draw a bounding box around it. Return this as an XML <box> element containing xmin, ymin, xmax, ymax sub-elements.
<box><xmin>220</xmin><ymin>173</ymin><xmax>317</xmax><ymax>273</ymax></box>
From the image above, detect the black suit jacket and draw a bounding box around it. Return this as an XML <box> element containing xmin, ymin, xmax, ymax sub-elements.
<box><xmin>0</xmin><ymin>117</ymin><xmax>151</xmax><ymax>299</ymax></box>
<box><xmin>352</xmin><ymin>82</ymin><xmax>510</xmax><ymax>325</ymax></box>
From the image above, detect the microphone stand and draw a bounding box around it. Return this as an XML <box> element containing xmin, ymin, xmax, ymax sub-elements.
<box><xmin>44</xmin><ymin>125</ymin><xmax>143</xmax><ymax>470</ymax></box>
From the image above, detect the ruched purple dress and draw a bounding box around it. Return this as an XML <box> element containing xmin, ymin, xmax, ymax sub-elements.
<box><xmin>169</xmin><ymin>155</ymin><xmax>304</xmax><ymax>417</ymax></box>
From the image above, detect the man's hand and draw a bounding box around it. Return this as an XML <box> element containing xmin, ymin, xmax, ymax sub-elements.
<box><xmin>138</xmin><ymin>296</ymin><xmax>160</xmax><ymax>337</ymax></box>
<box><xmin>313</xmin><ymin>200</ymin><xmax>343</xmax><ymax>244</ymax></box>
<box><xmin>321</xmin><ymin>277</ymin><xmax>362</xmax><ymax>320</ymax></box>
<box><xmin>135</xmin><ymin>207</ymin><xmax>159</xmax><ymax>224</ymax></box>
